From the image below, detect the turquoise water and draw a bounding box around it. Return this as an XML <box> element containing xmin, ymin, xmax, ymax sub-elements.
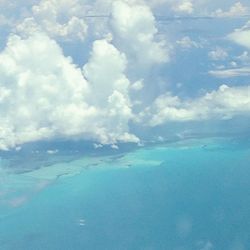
<box><xmin>0</xmin><ymin>139</ymin><xmax>250</xmax><ymax>249</ymax></box>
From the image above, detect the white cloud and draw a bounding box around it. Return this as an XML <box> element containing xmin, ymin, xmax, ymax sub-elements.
<box><xmin>228</xmin><ymin>20</ymin><xmax>250</xmax><ymax>49</ymax></box>
<box><xmin>176</xmin><ymin>36</ymin><xmax>200</xmax><ymax>49</ymax></box>
<box><xmin>82</xmin><ymin>38</ymin><xmax>139</xmax><ymax>144</ymax></box>
<box><xmin>83</xmin><ymin>39</ymin><xmax>129</xmax><ymax>105</ymax></box>
<box><xmin>209</xmin><ymin>67</ymin><xmax>250</xmax><ymax>78</ymax></box>
<box><xmin>208</xmin><ymin>47</ymin><xmax>228</xmax><ymax>61</ymax></box>
<box><xmin>141</xmin><ymin>85</ymin><xmax>250</xmax><ymax>126</ymax></box>
<box><xmin>212</xmin><ymin>2</ymin><xmax>248</xmax><ymax>18</ymax></box>
<box><xmin>111</xmin><ymin>144</ymin><xmax>119</xmax><ymax>150</ymax></box>
<box><xmin>93</xmin><ymin>143</ymin><xmax>103</xmax><ymax>149</ymax></box>
<box><xmin>172</xmin><ymin>0</ymin><xmax>194</xmax><ymax>14</ymax></box>
<box><xmin>15</xmin><ymin>0</ymin><xmax>88</xmax><ymax>41</ymax></box>
<box><xmin>230</xmin><ymin>61</ymin><xmax>238</xmax><ymax>67</ymax></box>
<box><xmin>47</xmin><ymin>149</ymin><xmax>59</xmax><ymax>154</ymax></box>
<box><xmin>229</xmin><ymin>30</ymin><xmax>250</xmax><ymax>49</ymax></box>
<box><xmin>0</xmin><ymin>33</ymin><xmax>89</xmax><ymax>149</ymax></box>
<box><xmin>0</xmin><ymin>33</ymin><xmax>138</xmax><ymax>150</ymax></box>
<box><xmin>111</xmin><ymin>1</ymin><xmax>169</xmax><ymax>69</ymax></box>
<box><xmin>130</xmin><ymin>80</ymin><xmax>144</xmax><ymax>91</ymax></box>
<box><xmin>237</xmin><ymin>51</ymin><xmax>250</xmax><ymax>63</ymax></box>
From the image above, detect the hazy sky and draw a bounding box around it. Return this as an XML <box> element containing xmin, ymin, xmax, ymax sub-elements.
<box><xmin>0</xmin><ymin>0</ymin><xmax>250</xmax><ymax>150</ymax></box>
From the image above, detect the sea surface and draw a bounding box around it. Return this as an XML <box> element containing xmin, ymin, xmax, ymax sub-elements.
<box><xmin>0</xmin><ymin>138</ymin><xmax>250</xmax><ymax>250</ymax></box>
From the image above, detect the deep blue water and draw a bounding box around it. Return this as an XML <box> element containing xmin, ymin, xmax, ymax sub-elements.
<box><xmin>0</xmin><ymin>139</ymin><xmax>250</xmax><ymax>250</ymax></box>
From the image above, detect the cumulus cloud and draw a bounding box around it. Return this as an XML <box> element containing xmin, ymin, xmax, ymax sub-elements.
<box><xmin>15</xmin><ymin>0</ymin><xmax>88</xmax><ymax>41</ymax></box>
<box><xmin>208</xmin><ymin>47</ymin><xmax>228</xmax><ymax>61</ymax></box>
<box><xmin>212</xmin><ymin>2</ymin><xmax>248</xmax><ymax>18</ymax></box>
<box><xmin>237</xmin><ymin>51</ymin><xmax>250</xmax><ymax>63</ymax></box>
<box><xmin>130</xmin><ymin>80</ymin><xmax>144</xmax><ymax>91</ymax></box>
<box><xmin>228</xmin><ymin>20</ymin><xmax>250</xmax><ymax>49</ymax></box>
<box><xmin>0</xmin><ymin>33</ymin><xmax>89</xmax><ymax>149</ymax></box>
<box><xmin>176</xmin><ymin>36</ymin><xmax>200</xmax><ymax>49</ymax></box>
<box><xmin>83</xmin><ymin>39</ymin><xmax>129</xmax><ymax>106</ymax></box>
<box><xmin>172</xmin><ymin>0</ymin><xmax>194</xmax><ymax>14</ymax></box>
<box><xmin>141</xmin><ymin>85</ymin><xmax>250</xmax><ymax>126</ymax></box>
<box><xmin>110</xmin><ymin>1</ymin><xmax>169</xmax><ymax>69</ymax></box>
<box><xmin>83</xmin><ymin>38</ymin><xmax>139</xmax><ymax>144</ymax></box>
<box><xmin>0</xmin><ymin>33</ymin><xmax>138</xmax><ymax>150</ymax></box>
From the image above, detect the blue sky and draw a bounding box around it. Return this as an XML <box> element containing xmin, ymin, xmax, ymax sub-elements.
<box><xmin>0</xmin><ymin>0</ymin><xmax>250</xmax><ymax>150</ymax></box>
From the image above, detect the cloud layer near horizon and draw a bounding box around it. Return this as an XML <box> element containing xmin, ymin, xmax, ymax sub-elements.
<box><xmin>141</xmin><ymin>85</ymin><xmax>250</xmax><ymax>126</ymax></box>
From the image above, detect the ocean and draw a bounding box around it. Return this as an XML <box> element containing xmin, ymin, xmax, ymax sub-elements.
<box><xmin>0</xmin><ymin>138</ymin><xmax>249</xmax><ymax>250</ymax></box>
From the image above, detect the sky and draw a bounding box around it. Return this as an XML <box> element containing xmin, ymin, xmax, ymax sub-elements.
<box><xmin>0</xmin><ymin>0</ymin><xmax>250</xmax><ymax>150</ymax></box>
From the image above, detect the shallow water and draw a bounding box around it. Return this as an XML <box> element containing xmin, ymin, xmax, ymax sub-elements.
<box><xmin>0</xmin><ymin>139</ymin><xmax>250</xmax><ymax>250</ymax></box>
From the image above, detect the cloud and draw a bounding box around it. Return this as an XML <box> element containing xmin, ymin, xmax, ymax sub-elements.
<box><xmin>172</xmin><ymin>0</ymin><xmax>194</xmax><ymax>14</ymax></box>
<box><xmin>0</xmin><ymin>33</ymin><xmax>138</xmax><ymax>150</ymax></box>
<box><xmin>141</xmin><ymin>85</ymin><xmax>250</xmax><ymax>126</ymax></box>
<box><xmin>93</xmin><ymin>143</ymin><xmax>103</xmax><ymax>149</ymax></box>
<box><xmin>0</xmin><ymin>32</ymin><xmax>90</xmax><ymax>149</ymax></box>
<box><xmin>111</xmin><ymin>144</ymin><xmax>119</xmax><ymax>150</ymax></box>
<box><xmin>208</xmin><ymin>47</ymin><xmax>228</xmax><ymax>61</ymax></box>
<box><xmin>130</xmin><ymin>80</ymin><xmax>144</xmax><ymax>91</ymax></box>
<box><xmin>47</xmin><ymin>149</ymin><xmax>59</xmax><ymax>154</ymax></box>
<box><xmin>82</xmin><ymin>38</ymin><xmax>139</xmax><ymax>144</ymax></box>
<box><xmin>228</xmin><ymin>20</ymin><xmax>250</xmax><ymax>49</ymax></box>
<box><xmin>110</xmin><ymin>1</ymin><xmax>169</xmax><ymax>69</ymax></box>
<box><xmin>15</xmin><ymin>0</ymin><xmax>88</xmax><ymax>41</ymax></box>
<box><xmin>237</xmin><ymin>51</ymin><xmax>250</xmax><ymax>63</ymax></box>
<box><xmin>212</xmin><ymin>2</ymin><xmax>248</xmax><ymax>18</ymax></box>
<box><xmin>83</xmin><ymin>38</ymin><xmax>129</xmax><ymax>106</ymax></box>
<box><xmin>209</xmin><ymin>67</ymin><xmax>250</xmax><ymax>78</ymax></box>
<box><xmin>176</xmin><ymin>36</ymin><xmax>200</xmax><ymax>49</ymax></box>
